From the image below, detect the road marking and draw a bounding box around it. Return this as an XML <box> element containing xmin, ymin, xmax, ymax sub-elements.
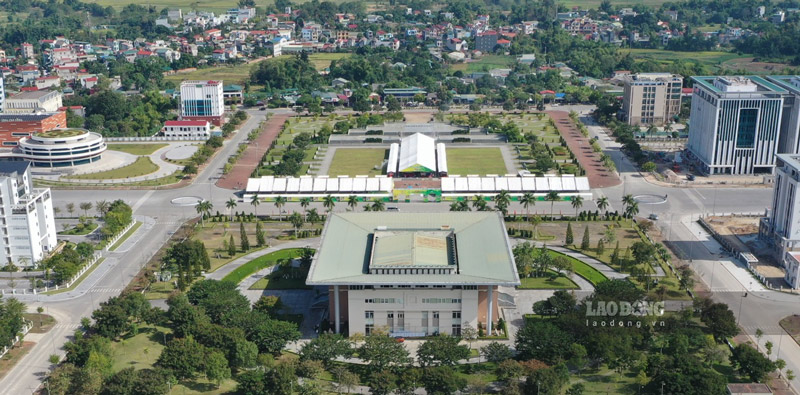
<box><xmin>54</xmin><ymin>323</ymin><xmax>82</xmax><ymax>329</ymax></box>
<box><xmin>132</xmin><ymin>190</ymin><xmax>156</xmax><ymax>212</ymax></box>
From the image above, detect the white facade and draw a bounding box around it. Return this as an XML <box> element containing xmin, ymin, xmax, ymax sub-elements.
<box><xmin>17</xmin><ymin>129</ymin><xmax>106</xmax><ymax>167</ymax></box>
<box><xmin>4</xmin><ymin>90</ymin><xmax>63</xmax><ymax>114</ymax></box>
<box><xmin>161</xmin><ymin>120</ymin><xmax>211</xmax><ymax>139</ymax></box>
<box><xmin>784</xmin><ymin>252</ymin><xmax>800</xmax><ymax>288</ymax></box>
<box><xmin>620</xmin><ymin>73</ymin><xmax>682</xmax><ymax>126</ymax></box>
<box><xmin>179</xmin><ymin>80</ymin><xmax>224</xmax><ymax>118</ymax></box>
<box><xmin>0</xmin><ymin>161</ymin><xmax>56</xmax><ymax>266</ymax></box>
<box><xmin>0</xmin><ymin>76</ymin><xmax>4</xmax><ymax>113</ymax></box>
<box><xmin>687</xmin><ymin>76</ymin><xmax>786</xmax><ymax>175</ymax></box>
<box><xmin>347</xmin><ymin>287</ymin><xmax>479</xmax><ymax>337</ymax></box>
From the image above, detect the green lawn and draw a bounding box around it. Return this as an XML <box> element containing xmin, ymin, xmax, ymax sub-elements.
<box><xmin>70</xmin><ymin>157</ymin><xmax>159</xmax><ymax>180</ymax></box>
<box><xmin>144</xmin><ymin>281</ymin><xmax>176</xmax><ymax>300</ymax></box>
<box><xmin>547</xmin><ymin>250</ymin><xmax>608</xmax><ymax>286</ymax></box>
<box><xmin>327</xmin><ymin>148</ymin><xmax>387</xmax><ymax>176</ymax></box>
<box><xmin>220</xmin><ymin>248</ymin><xmax>308</xmax><ymax>284</ymax></box>
<box><xmin>164</xmin><ymin>60</ymin><xmax>266</xmax><ymax>85</ymax></box>
<box><xmin>518</xmin><ymin>273</ymin><xmax>579</xmax><ymax>289</ymax></box>
<box><xmin>111</xmin><ymin>325</ymin><xmax>170</xmax><ymax>372</ymax></box>
<box><xmin>249</xmin><ymin>276</ymin><xmax>310</xmax><ymax>290</ymax></box>
<box><xmin>451</xmin><ymin>54</ymin><xmax>516</xmax><ymax>72</ymax></box>
<box><xmin>446</xmin><ymin>148</ymin><xmax>508</xmax><ymax>175</ymax></box>
<box><xmin>58</xmin><ymin>222</ymin><xmax>98</xmax><ymax>235</ymax></box>
<box><xmin>107</xmin><ymin>143</ymin><xmax>168</xmax><ymax>156</ymax></box>
<box><xmin>109</xmin><ymin>221</ymin><xmax>142</xmax><ymax>251</ymax></box>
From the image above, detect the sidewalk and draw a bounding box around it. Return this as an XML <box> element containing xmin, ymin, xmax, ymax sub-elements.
<box><xmin>205</xmin><ymin>238</ymin><xmax>320</xmax><ymax>281</ymax></box>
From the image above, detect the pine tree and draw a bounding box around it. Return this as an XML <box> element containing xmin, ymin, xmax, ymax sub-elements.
<box><xmin>256</xmin><ymin>221</ymin><xmax>266</xmax><ymax>247</ymax></box>
<box><xmin>228</xmin><ymin>234</ymin><xmax>236</xmax><ymax>256</ymax></box>
<box><xmin>611</xmin><ymin>241</ymin><xmax>620</xmax><ymax>265</ymax></box>
<box><xmin>581</xmin><ymin>226</ymin><xmax>590</xmax><ymax>250</ymax></box>
<box><xmin>240</xmin><ymin>222</ymin><xmax>250</xmax><ymax>251</ymax></box>
<box><xmin>565</xmin><ymin>223</ymin><xmax>574</xmax><ymax>245</ymax></box>
<box><xmin>597</xmin><ymin>239</ymin><xmax>605</xmax><ymax>255</ymax></box>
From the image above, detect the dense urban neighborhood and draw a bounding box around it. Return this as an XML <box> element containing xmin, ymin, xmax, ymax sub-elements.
<box><xmin>1</xmin><ymin>0</ymin><xmax>800</xmax><ymax>394</ymax></box>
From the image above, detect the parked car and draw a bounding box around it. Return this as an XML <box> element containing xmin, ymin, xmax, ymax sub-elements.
<box><xmin>686</xmin><ymin>174</ymin><xmax>696</xmax><ymax>181</ymax></box>
<box><xmin>648</xmin><ymin>214</ymin><xmax>659</xmax><ymax>220</ymax></box>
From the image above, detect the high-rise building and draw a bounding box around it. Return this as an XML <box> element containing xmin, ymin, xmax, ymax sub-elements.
<box><xmin>179</xmin><ymin>80</ymin><xmax>225</xmax><ymax>126</ymax></box>
<box><xmin>0</xmin><ymin>161</ymin><xmax>56</xmax><ymax>267</ymax></box>
<box><xmin>619</xmin><ymin>73</ymin><xmax>683</xmax><ymax>126</ymax></box>
<box><xmin>762</xmin><ymin>76</ymin><xmax>800</xmax><ymax>156</ymax></box>
<box><xmin>0</xmin><ymin>76</ymin><xmax>5</xmax><ymax>113</ymax></box>
<box><xmin>760</xmin><ymin>154</ymin><xmax>800</xmax><ymax>287</ymax></box>
<box><xmin>687</xmin><ymin>76</ymin><xmax>787</xmax><ymax>175</ymax></box>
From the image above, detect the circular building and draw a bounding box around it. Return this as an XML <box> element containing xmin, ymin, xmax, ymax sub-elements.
<box><xmin>17</xmin><ymin>128</ymin><xmax>106</xmax><ymax>167</ymax></box>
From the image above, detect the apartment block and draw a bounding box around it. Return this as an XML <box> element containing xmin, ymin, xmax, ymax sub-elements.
<box><xmin>620</xmin><ymin>73</ymin><xmax>682</xmax><ymax>125</ymax></box>
<box><xmin>0</xmin><ymin>161</ymin><xmax>56</xmax><ymax>266</ymax></box>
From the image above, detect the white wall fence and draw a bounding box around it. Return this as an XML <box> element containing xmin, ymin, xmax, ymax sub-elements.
<box><xmin>105</xmin><ymin>136</ymin><xmax>209</xmax><ymax>142</ymax></box>
<box><xmin>104</xmin><ymin>220</ymin><xmax>136</xmax><ymax>252</ymax></box>
<box><xmin>0</xmin><ymin>322</ymin><xmax>32</xmax><ymax>360</ymax></box>
<box><xmin>0</xmin><ymin>253</ymin><xmax>102</xmax><ymax>296</ymax></box>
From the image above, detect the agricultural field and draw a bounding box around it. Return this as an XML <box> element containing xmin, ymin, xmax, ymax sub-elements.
<box><xmin>446</xmin><ymin>147</ymin><xmax>509</xmax><ymax>176</ymax></box>
<box><xmin>623</xmin><ymin>48</ymin><xmax>789</xmax><ymax>74</ymax></box>
<box><xmin>451</xmin><ymin>54</ymin><xmax>516</xmax><ymax>72</ymax></box>
<box><xmin>327</xmin><ymin>148</ymin><xmax>387</xmax><ymax>176</ymax></box>
<box><xmin>164</xmin><ymin>60</ymin><xmax>265</xmax><ymax>86</ymax></box>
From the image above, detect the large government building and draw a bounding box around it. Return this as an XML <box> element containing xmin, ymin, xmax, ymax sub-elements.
<box><xmin>17</xmin><ymin>128</ymin><xmax>106</xmax><ymax>167</ymax></box>
<box><xmin>306</xmin><ymin>212</ymin><xmax>520</xmax><ymax>337</ymax></box>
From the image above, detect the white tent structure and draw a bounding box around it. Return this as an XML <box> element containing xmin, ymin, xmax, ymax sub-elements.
<box><xmin>394</xmin><ymin>133</ymin><xmax>441</xmax><ymax>176</ymax></box>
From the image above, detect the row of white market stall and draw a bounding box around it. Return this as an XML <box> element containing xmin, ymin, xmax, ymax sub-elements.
<box><xmin>243</xmin><ymin>175</ymin><xmax>394</xmax><ymax>200</ymax></box>
<box><xmin>243</xmin><ymin>174</ymin><xmax>592</xmax><ymax>200</ymax></box>
<box><xmin>441</xmin><ymin>174</ymin><xmax>591</xmax><ymax>197</ymax></box>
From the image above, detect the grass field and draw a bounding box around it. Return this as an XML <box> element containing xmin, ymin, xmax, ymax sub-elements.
<box><xmin>547</xmin><ymin>250</ymin><xmax>608</xmax><ymax>286</ymax></box>
<box><xmin>164</xmin><ymin>53</ymin><xmax>350</xmax><ymax>87</ymax></box>
<box><xmin>220</xmin><ymin>248</ymin><xmax>307</xmax><ymax>284</ymax></box>
<box><xmin>624</xmin><ymin>48</ymin><xmax>752</xmax><ymax>71</ymax></box>
<box><xmin>446</xmin><ymin>147</ymin><xmax>508</xmax><ymax>175</ymax></box>
<box><xmin>518</xmin><ymin>273</ymin><xmax>579</xmax><ymax>289</ymax></box>
<box><xmin>451</xmin><ymin>54</ymin><xmax>516</xmax><ymax>72</ymax></box>
<box><xmin>249</xmin><ymin>276</ymin><xmax>310</xmax><ymax>290</ymax></box>
<box><xmin>70</xmin><ymin>157</ymin><xmax>159</xmax><ymax>180</ymax></box>
<box><xmin>327</xmin><ymin>148</ymin><xmax>387</xmax><ymax>176</ymax></box>
<box><xmin>107</xmin><ymin>143</ymin><xmax>168</xmax><ymax>156</ymax></box>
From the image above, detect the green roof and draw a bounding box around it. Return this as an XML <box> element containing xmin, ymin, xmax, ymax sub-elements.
<box><xmin>306</xmin><ymin>212</ymin><xmax>520</xmax><ymax>286</ymax></box>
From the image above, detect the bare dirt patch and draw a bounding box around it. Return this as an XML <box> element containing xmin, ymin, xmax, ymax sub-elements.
<box><xmin>403</xmin><ymin>112</ymin><xmax>433</xmax><ymax>123</ymax></box>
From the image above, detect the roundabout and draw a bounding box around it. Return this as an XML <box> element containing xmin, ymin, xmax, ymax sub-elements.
<box><xmin>633</xmin><ymin>194</ymin><xmax>668</xmax><ymax>204</ymax></box>
<box><xmin>171</xmin><ymin>196</ymin><xmax>204</xmax><ymax>206</ymax></box>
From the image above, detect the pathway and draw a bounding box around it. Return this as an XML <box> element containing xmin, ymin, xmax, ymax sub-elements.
<box><xmin>217</xmin><ymin>114</ymin><xmax>290</xmax><ymax>190</ymax></box>
<box><xmin>548</xmin><ymin>245</ymin><xmax>630</xmax><ymax>279</ymax></box>
<box><xmin>60</xmin><ymin>145</ymin><xmax>182</xmax><ymax>183</ymax></box>
<box><xmin>204</xmin><ymin>237</ymin><xmax>320</xmax><ymax>281</ymax></box>
<box><xmin>547</xmin><ymin>111</ymin><xmax>621</xmax><ymax>188</ymax></box>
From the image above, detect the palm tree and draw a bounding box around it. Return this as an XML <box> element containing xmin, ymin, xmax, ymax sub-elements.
<box><xmin>625</xmin><ymin>201</ymin><xmax>639</xmax><ymax>219</ymax></box>
<box><xmin>347</xmin><ymin>195</ymin><xmax>359</xmax><ymax>211</ymax></box>
<box><xmin>300</xmin><ymin>197</ymin><xmax>312</xmax><ymax>219</ymax></box>
<box><xmin>545</xmin><ymin>191</ymin><xmax>560</xmax><ymax>217</ymax></box>
<box><xmin>655</xmin><ymin>244</ymin><xmax>670</xmax><ymax>262</ymax></box>
<box><xmin>322</xmin><ymin>195</ymin><xmax>336</xmax><ymax>212</ymax></box>
<box><xmin>226</xmin><ymin>198</ymin><xmax>237</xmax><ymax>221</ymax></box>
<box><xmin>530</xmin><ymin>215</ymin><xmax>542</xmax><ymax>239</ymax></box>
<box><xmin>472</xmin><ymin>195</ymin><xmax>485</xmax><ymax>209</ymax></box>
<box><xmin>571</xmin><ymin>195</ymin><xmax>584</xmax><ymax>218</ymax></box>
<box><xmin>457</xmin><ymin>200</ymin><xmax>471</xmax><ymax>211</ymax></box>
<box><xmin>494</xmin><ymin>190</ymin><xmax>511</xmax><ymax>215</ymax></box>
<box><xmin>307</xmin><ymin>208</ymin><xmax>321</xmax><ymax>225</ymax></box>
<box><xmin>274</xmin><ymin>196</ymin><xmax>287</xmax><ymax>221</ymax></box>
<box><xmin>622</xmin><ymin>194</ymin><xmax>635</xmax><ymax>210</ymax></box>
<box><xmin>250</xmin><ymin>195</ymin><xmax>261</xmax><ymax>218</ymax></box>
<box><xmin>95</xmin><ymin>200</ymin><xmax>109</xmax><ymax>217</ymax></box>
<box><xmin>450</xmin><ymin>201</ymin><xmax>460</xmax><ymax>211</ymax></box>
<box><xmin>196</xmin><ymin>200</ymin><xmax>212</xmax><ymax>226</ymax></box>
<box><xmin>79</xmin><ymin>202</ymin><xmax>93</xmax><ymax>217</ymax></box>
<box><xmin>370</xmin><ymin>199</ymin><xmax>386</xmax><ymax>211</ymax></box>
<box><xmin>596</xmin><ymin>196</ymin><xmax>609</xmax><ymax>213</ymax></box>
<box><xmin>520</xmin><ymin>192</ymin><xmax>535</xmax><ymax>220</ymax></box>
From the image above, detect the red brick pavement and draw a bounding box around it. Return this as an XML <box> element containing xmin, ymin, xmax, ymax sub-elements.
<box><xmin>216</xmin><ymin>114</ymin><xmax>290</xmax><ymax>190</ymax></box>
<box><xmin>547</xmin><ymin>111</ymin><xmax>621</xmax><ymax>188</ymax></box>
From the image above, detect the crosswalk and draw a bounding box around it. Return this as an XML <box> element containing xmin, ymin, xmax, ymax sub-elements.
<box><xmin>53</xmin><ymin>323</ymin><xmax>82</xmax><ymax>329</ymax></box>
<box><xmin>86</xmin><ymin>287</ymin><xmax>124</xmax><ymax>294</ymax></box>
